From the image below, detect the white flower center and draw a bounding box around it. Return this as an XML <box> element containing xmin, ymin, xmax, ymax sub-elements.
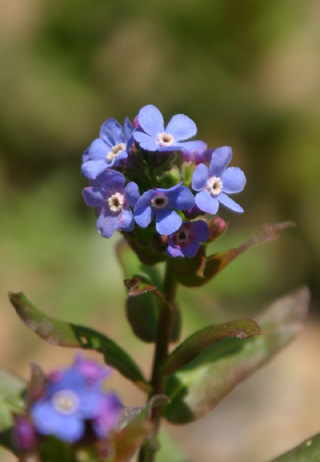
<box><xmin>157</xmin><ymin>132</ymin><xmax>174</xmax><ymax>148</ymax></box>
<box><xmin>206</xmin><ymin>176</ymin><xmax>223</xmax><ymax>197</ymax></box>
<box><xmin>151</xmin><ymin>194</ymin><xmax>169</xmax><ymax>209</ymax></box>
<box><xmin>108</xmin><ymin>192</ymin><xmax>125</xmax><ymax>212</ymax></box>
<box><xmin>106</xmin><ymin>143</ymin><xmax>126</xmax><ymax>161</ymax></box>
<box><xmin>52</xmin><ymin>389</ymin><xmax>80</xmax><ymax>415</ymax></box>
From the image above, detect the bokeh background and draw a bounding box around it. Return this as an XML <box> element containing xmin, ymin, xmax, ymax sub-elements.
<box><xmin>1</xmin><ymin>1</ymin><xmax>320</xmax><ymax>461</ymax></box>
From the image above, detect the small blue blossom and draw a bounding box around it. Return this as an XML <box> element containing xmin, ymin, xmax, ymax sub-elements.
<box><xmin>181</xmin><ymin>142</ymin><xmax>214</xmax><ymax>165</ymax></box>
<box><xmin>30</xmin><ymin>360</ymin><xmax>122</xmax><ymax>443</ymax></box>
<box><xmin>133</xmin><ymin>104</ymin><xmax>203</xmax><ymax>152</ymax></box>
<box><xmin>82</xmin><ymin>118</ymin><xmax>133</xmax><ymax>180</ymax></box>
<box><xmin>167</xmin><ymin>220</ymin><xmax>210</xmax><ymax>258</ymax></box>
<box><xmin>82</xmin><ymin>170</ymin><xmax>139</xmax><ymax>238</ymax></box>
<box><xmin>134</xmin><ymin>183</ymin><xmax>195</xmax><ymax>235</ymax></box>
<box><xmin>192</xmin><ymin>146</ymin><xmax>246</xmax><ymax>215</ymax></box>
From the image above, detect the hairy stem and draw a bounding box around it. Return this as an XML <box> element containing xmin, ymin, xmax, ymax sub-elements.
<box><xmin>138</xmin><ymin>263</ymin><xmax>177</xmax><ymax>462</ymax></box>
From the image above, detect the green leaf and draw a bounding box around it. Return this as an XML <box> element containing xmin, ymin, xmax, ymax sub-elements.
<box><xmin>112</xmin><ymin>396</ymin><xmax>168</xmax><ymax>462</ymax></box>
<box><xmin>268</xmin><ymin>433</ymin><xmax>320</xmax><ymax>461</ymax></box>
<box><xmin>162</xmin><ymin>318</ymin><xmax>263</xmax><ymax>375</ymax></box>
<box><xmin>9</xmin><ymin>292</ymin><xmax>149</xmax><ymax>392</ymax></box>
<box><xmin>0</xmin><ymin>370</ymin><xmax>26</xmax><ymax>452</ymax></box>
<box><xmin>174</xmin><ymin>222</ymin><xmax>295</xmax><ymax>287</ymax></box>
<box><xmin>164</xmin><ymin>287</ymin><xmax>309</xmax><ymax>424</ymax></box>
<box><xmin>126</xmin><ymin>291</ymin><xmax>181</xmax><ymax>343</ymax></box>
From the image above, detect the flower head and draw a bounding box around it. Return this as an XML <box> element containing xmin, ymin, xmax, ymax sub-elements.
<box><xmin>134</xmin><ymin>183</ymin><xmax>195</xmax><ymax>235</ymax></box>
<box><xmin>167</xmin><ymin>220</ymin><xmax>210</xmax><ymax>258</ymax></box>
<box><xmin>82</xmin><ymin>170</ymin><xmax>139</xmax><ymax>238</ymax></box>
<box><xmin>133</xmin><ymin>104</ymin><xmax>203</xmax><ymax>152</ymax></box>
<box><xmin>82</xmin><ymin>118</ymin><xmax>133</xmax><ymax>179</ymax></box>
<box><xmin>30</xmin><ymin>358</ymin><xmax>122</xmax><ymax>443</ymax></box>
<box><xmin>192</xmin><ymin>146</ymin><xmax>246</xmax><ymax>215</ymax></box>
<box><xmin>181</xmin><ymin>142</ymin><xmax>214</xmax><ymax>165</ymax></box>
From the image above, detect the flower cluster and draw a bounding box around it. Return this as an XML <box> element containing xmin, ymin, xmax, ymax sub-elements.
<box><xmin>14</xmin><ymin>356</ymin><xmax>122</xmax><ymax>450</ymax></box>
<box><xmin>82</xmin><ymin>104</ymin><xmax>246</xmax><ymax>259</ymax></box>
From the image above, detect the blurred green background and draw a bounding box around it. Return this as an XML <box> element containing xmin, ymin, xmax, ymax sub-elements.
<box><xmin>1</xmin><ymin>0</ymin><xmax>320</xmax><ymax>461</ymax></box>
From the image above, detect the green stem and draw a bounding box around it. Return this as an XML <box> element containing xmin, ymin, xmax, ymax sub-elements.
<box><xmin>138</xmin><ymin>262</ymin><xmax>177</xmax><ymax>462</ymax></box>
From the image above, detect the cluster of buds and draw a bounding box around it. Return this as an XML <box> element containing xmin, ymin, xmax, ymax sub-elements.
<box><xmin>82</xmin><ymin>105</ymin><xmax>246</xmax><ymax>262</ymax></box>
<box><xmin>14</xmin><ymin>356</ymin><xmax>122</xmax><ymax>453</ymax></box>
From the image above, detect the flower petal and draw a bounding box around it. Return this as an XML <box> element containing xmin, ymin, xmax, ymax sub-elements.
<box><xmin>208</xmin><ymin>146</ymin><xmax>233</xmax><ymax>177</ymax></box>
<box><xmin>123</xmin><ymin>117</ymin><xmax>133</xmax><ymax>142</ymax></box>
<box><xmin>55</xmin><ymin>416</ymin><xmax>84</xmax><ymax>443</ymax></box>
<box><xmin>100</xmin><ymin>118</ymin><xmax>123</xmax><ymax>145</ymax></box>
<box><xmin>137</xmin><ymin>104</ymin><xmax>164</xmax><ymax>136</ymax></box>
<box><xmin>124</xmin><ymin>182</ymin><xmax>140</xmax><ymax>207</ymax></box>
<box><xmin>183</xmin><ymin>240</ymin><xmax>200</xmax><ymax>258</ymax></box>
<box><xmin>134</xmin><ymin>190</ymin><xmax>155</xmax><ymax>228</ymax></box>
<box><xmin>195</xmin><ymin>190</ymin><xmax>219</xmax><ymax>214</ymax></box>
<box><xmin>156</xmin><ymin>208</ymin><xmax>182</xmax><ymax>235</ymax></box>
<box><xmin>221</xmin><ymin>167</ymin><xmax>246</xmax><ymax>194</ymax></box>
<box><xmin>96</xmin><ymin>169</ymin><xmax>125</xmax><ymax>191</ymax></box>
<box><xmin>165</xmin><ymin>114</ymin><xmax>197</xmax><ymax>141</ymax></box>
<box><xmin>168</xmin><ymin>185</ymin><xmax>195</xmax><ymax>210</ymax></box>
<box><xmin>92</xmin><ymin>394</ymin><xmax>122</xmax><ymax>439</ymax></box>
<box><xmin>167</xmin><ymin>244</ymin><xmax>184</xmax><ymax>258</ymax></box>
<box><xmin>82</xmin><ymin>187</ymin><xmax>106</xmax><ymax>208</ymax></box>
<box><xmin>192</xmin><ymin>163</ymin><xmax>209</xmax><ymax>191</ymax></box>
<box><xmin>96</xmin><ymin>211</ymin><xmax>119</xmax><ymax>238</ymax></box>
<box><xmin>117</xmin><ymin>208</ymin><xmax>134</xmax><ymax>232</ymax></box>
<box><xmin>218</xmin><ymin>192</ymin><xmax>244</xmax><ymax>213</ymax></box>
<box><xmin>133</xmin><ymin>131</ymin><xmax>159</xmax><ymax>151</ymax></box>
<box><xmin>191</xmin><ymin>220</ymin><xmax>210</xmax><ymax>242</ymax></box>
<box><xmin>31</xmin><ymin>401</ymin><xmax>60</xmax><ymax>435</ymax></box>
<box><xmin>88</xmin><ymin>138</ymin><xmax>110</xmax><ymax>160</ymax></box>
<box><xmin>81</xmin><ymin>160</ymin><xmax>108</xmax><ymax>180</ymax></box>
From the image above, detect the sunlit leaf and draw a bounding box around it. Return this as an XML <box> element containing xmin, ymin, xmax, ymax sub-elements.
<box><xmin>9</xmin><ymin>292</ymin><xmax>149</xmax><ymax>392</ymax></box>
<box><xmin>165</xmin><ymin>287</ymin><xmax>309</xmax><ymax>423</ymax></box>
<box><xmin>175</xmin><ymin>222</ymin><xmax>295</xmax><ymax>287</ymax></box>
<box><xmin>268</xmin><ymin>433</ymin><xmax>320</xmax><ymax>461</ymax></box>
<box><xmin>162</xmin><ymin>318</ymin><xmax>263</xmax><ymax>375</ymax></box>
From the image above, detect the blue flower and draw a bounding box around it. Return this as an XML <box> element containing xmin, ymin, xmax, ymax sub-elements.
<box><xmin>134</xmin><ymin>183</ymin><xmax>195</xmax><ymax>235</ymax></box>
<box><xmin>82</xmin><ymin>118</ymin><xmax>133</xmax><ymax>180</ymax></box>
<box><xmin>30</xmin><ymin>362</ymin><xmax>122</xmax><ymax>443</ymax></box>
<box><xmin>82</xmin><ymin>170</ymin><xmax>139</xmax><ymax>238</ymax></box>
<box><xmin>133</xmin><ymin>104</ymin><xmax>203</xmax><ymax>152</ymax></box>
<box><xmin>192</xmin><ymin>146</ymin><xmax>246</xmax><ymax>215</ymax></box>
<box><xmin>167</xmin><ymin>220</ymin><xmax>210</xmax><ymax>258</ymax></box>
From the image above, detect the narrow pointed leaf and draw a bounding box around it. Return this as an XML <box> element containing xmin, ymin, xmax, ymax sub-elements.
<box><xmin>124</xmin><ymin>277</ymin><xmax>164</xmax><ymax>300</ymax></box>
<box><xmin>176</xmin><ymin>221</ymin><xmax>295</xmax><ymax>286</ymax></box>
<box><xmin>9</xmin><ymin>292</ymin><xmax>148</xmax><ymax>391</ymax></box>
<box><xmin>268</xmin><ymin>433</ymin><xmax>320</xmax><ymax>461</ymax></box>
<box><xmin>162</xmin><ymin>318</ymin><xmax>263</xmax><ymax>375</ymax></box>
<box><xmin>165</xmin><ymin>287</ymin><xmax>309</xmax><ymax>423</ymax></box>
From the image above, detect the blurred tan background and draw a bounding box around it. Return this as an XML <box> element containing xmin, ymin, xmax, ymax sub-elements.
<box><xmin>1</xmin><ymin>0</ymin><xmax>320</xmax><ymax>461</ymax></box>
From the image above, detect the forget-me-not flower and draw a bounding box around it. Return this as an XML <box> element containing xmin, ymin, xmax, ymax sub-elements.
<box><xmin>30</xmin><ymin>361</ymin><xmax>122</xmax><ymax>443</ymax></box>
<box><xmin>133</xmin><ymin>104</ymin><xmax>203</xmax><ymax>152</ymax></box>
<box><xmin>167</xmin><ymin>220</ymin><xmax>210</xmax><ymax>258</ymax></box>
<box><xmin>82</xmin><ymin>118</ymin><xmax>133</xmax><ymax>179</ymax></box>
<box><xmin>83</xmin><ymin>170</ymin><xmax>139</xmax><ymax>238</ymax></box>
<box><xmin>134</xmin><ymin>183</ymin><xmax>195</xmax><ymax>235</ymax></box>
<box><xmin>192</xmin><ymin>146</ymin><xmax>246</xmax><ymax>215</ymax></box>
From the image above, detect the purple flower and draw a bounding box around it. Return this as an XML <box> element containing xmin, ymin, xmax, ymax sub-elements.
<box><xmin>82</xmin><ymin>118</ymin><xmax>133</xmax><ymax>179</ymax></box>
<box><xmin>181</xmin><ymin>142</ymin><xmax>214</xmax><ymax>165</ymax></box>
<box><xmin>192</xmin><ymin>146</ymin><xmax>246</xmax><ymax>215</ymax></box>
<box><xmin>134</xmin><ymin>183</ymin><xmax>195</xmax><ymax>235</ymax></box>
<box><xmin>133</xmin><ymin>104</ymin><xmax>203</xmax><ymax>152</ymax></box>
<box><xmin>82</xmin><ymin>170</ymin><xmax>139</xmax><ymax>238</ymax></box>
<box><xmin>30</xmin><ymin>360</ymin><xmax>122</xmax><ymax>443</ymax></box>
<box><xmin>167</xmin><ymin>220</ymin><xmax>210</xmax><ymax>258</ymax></box>
<box><xmin>13</xmin><ymin>415</ymin><xmax>37</xmax><ymax>453</ymax></box>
